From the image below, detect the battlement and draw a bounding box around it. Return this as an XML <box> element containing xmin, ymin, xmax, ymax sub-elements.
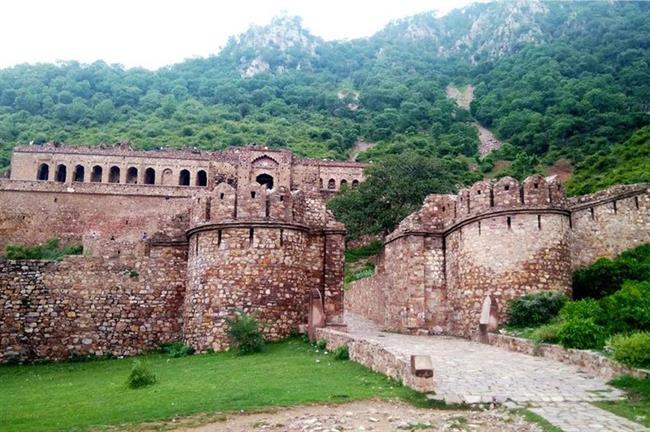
<box><xmin>388</xmin><ymin>174</ymin><xmax>568</xmax><ymax>241</ymax></box>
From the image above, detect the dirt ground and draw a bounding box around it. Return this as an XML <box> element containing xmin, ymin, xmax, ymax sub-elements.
<box><xmin>166</xmin><ymin>399</ymin><xmax>541</xmax><ymax>432</ymax></box>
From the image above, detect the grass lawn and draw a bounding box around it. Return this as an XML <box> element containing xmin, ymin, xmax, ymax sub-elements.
<box><xmin>0</xmin><ymin>338</ymin><xmax>426</xmax><ymax>432</ymax></box>
<box><xmin>595</xmin><ymin>376</ymin><xmax>650</xmax><ymax>428</ymax></box>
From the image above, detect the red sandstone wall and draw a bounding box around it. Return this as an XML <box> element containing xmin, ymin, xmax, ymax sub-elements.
<box><xmin>0</xmin><ymin>244</ymin><xmax>186</xmax><ymax>362</ymax></box>
<box><xmin>0</xmin><ymin>180</ymin><xmax>192</xmax><ymax>251</ymax></box>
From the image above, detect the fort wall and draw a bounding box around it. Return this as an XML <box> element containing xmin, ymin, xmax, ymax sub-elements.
<box><xmin>0</xmin><ymin>144</ymin><xmax>349</xmax><ymax>362</ymax></box>
<box><xmin>184</xmin><ymin>227</ymin><xmax>320</xmax><ymax>351</ymax></box>
<box><xmin>0</xmin><ymin>244</ymin><xmax>187</xmax><ymax>362</ymax></box>
<box><xmin>346</xmin><ymin>177</ymin><xmax>650</xmax><ymax>337</ymax></box>
<box><xmin>569</xmin><ymin>184</ymin><xmax>650</xmax><ymax>269</ymax></box>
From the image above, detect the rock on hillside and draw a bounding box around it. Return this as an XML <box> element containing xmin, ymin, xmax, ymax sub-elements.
<box><xmin>222</xmin><ymin>14</ymin><xmax>322</xmax><ymax>77</ymax></box>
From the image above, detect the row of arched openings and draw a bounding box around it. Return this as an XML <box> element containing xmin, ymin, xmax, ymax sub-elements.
<box><xmin>321</xmin><ymin>178</ymin><xmax>360</xmax><ymax>190</ymax></box>
<box><xmin>36</xmin><ymin>163</ymin><xmax>208</xmax><ymax>187</ymax></box>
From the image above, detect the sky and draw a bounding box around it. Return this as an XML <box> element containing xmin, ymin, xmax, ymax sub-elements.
<box><xmin>1</xmin><ymin>0</ymin><xmax>476</xmax><ymax>70</ymax></box>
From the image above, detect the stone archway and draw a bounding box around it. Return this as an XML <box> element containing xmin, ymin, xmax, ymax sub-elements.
<box><xmin>256</xmin><ymin>173</ymin><xmax>274</xmax><ymax>189</ymax></box>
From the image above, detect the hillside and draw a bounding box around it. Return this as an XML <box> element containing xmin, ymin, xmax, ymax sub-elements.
<box><xmin>0</xmin><ymin>1</ymin><xmax>648</xmax><ymax>235</ymax></box>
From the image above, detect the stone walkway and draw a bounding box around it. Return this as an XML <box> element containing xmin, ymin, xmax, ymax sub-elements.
<box><xmin>342</xmin><ymin>313</ymin><xmax>648</xmax><ymax>432</ymax></box>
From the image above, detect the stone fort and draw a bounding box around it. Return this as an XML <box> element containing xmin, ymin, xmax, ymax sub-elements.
<box><xmin>0</xmin><ymin>143</ymin><xmax>362</xmax><ymax>361</ymax></box>
<box><xmin>0</xmin><ymin>142</ymin><xmax>649</xmax><ymax>362</ymax></box>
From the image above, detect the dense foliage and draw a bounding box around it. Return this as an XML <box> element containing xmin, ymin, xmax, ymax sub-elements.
<box><xmin>328</xmin><ymin>152</ymin><xmax>478</xmax><ymax>238</ymax></box>
<box><xmin>4</xmin><ymin>239</ymin><xmax>83</xmax><ymax>260</ymax></box>
<box><xmin>566</xmin><ymin>126</ymin><xmax>650</xmax><ymax>195</ymax></box>
<box><xmin>506</xmin><ymin>291</ymin><xmax>567</xmax><ymax>328</ymax></box>
<box><xmin>510</xmin><ymin>244</ymin><xmax>650</xmax><ymax>353</ymax></box>
<box><xmin>0</xmin><ymin>1</ymin><xmax>647</xmax><ymax>203</ymax></box>
<box><xmin>572</xmin><ymin>243</ymin><xmax>650</xmax><ymax>299</ymax></box>
<box><xmin>610</xmin><ymin>332</ymin><xmax>650</xmax><ymax>368</ymax></box>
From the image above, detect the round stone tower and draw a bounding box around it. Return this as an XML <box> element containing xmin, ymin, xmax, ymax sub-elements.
<box><xmin>183</xmin><ymin>182</ymin><xmax>345</xmax><ymax>352</ymax></box>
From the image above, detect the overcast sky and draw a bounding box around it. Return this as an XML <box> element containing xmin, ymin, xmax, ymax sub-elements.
<box><xmin>1</xmin><ymin>0</ymin><xmax>477</xmax><ymax>70</ymax></box>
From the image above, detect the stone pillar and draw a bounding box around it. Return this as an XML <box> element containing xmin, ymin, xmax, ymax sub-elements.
<box><xmin>323</xmin><ymin>231</ymin><xmax>345</xmax><ymax>326</ymax></box>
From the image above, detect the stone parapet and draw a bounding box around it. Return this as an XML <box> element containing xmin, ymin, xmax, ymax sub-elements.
<box><xmin>315</xmin><ymin>327</ymin><xmax>434</xmax><ymax>393</ymax></box>
<box><xmin>472</xmin><ymin>332</ymin><xmax>650</xmax><ymax>381</ymax></box>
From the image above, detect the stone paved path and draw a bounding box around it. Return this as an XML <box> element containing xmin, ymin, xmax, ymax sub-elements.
<box><xmin>343</xmin><ymin>313</ymin><xmax>648</xmax><ymax>432</ymax></box>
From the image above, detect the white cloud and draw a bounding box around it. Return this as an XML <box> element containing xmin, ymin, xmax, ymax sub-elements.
<box><xmin>1</xmin><ymin>0</ymin><xmax>476</xmax><ymax>69</ymax></box>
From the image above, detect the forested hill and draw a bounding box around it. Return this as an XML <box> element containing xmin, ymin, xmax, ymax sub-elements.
<box><xmin>0</xmin><ymin>0</ymin><xmax>648</xmax><ymax>205</ymax></box>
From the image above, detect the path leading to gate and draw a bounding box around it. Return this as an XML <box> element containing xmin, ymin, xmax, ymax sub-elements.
<box><xmin>342</xmin><ymin>313</ymin><xmax>648</xmax><ymax>432</ymax></box>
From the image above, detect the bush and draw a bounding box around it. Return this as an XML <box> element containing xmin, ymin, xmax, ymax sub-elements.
<box><xmin>532</xmin><ymin>322</ymin><xmax>563</xmax><ymax>344</ymax></box>
<box><xmin>333</xmin><ymin>345</ymin><xmax>350</xmax><ymax>360</ymax></box>
<box><xmin>559</xmin><ymin>299</ymin><xmax>603</xmax><ymax>322</ymax></box>
<box><xmin>159</xmin><ymin>341</ymin><xmax>195</xmax><ymax>358</ymax></box>
<box><xmin>507</xmin><ymin>291</ymin><xmax>567</xmax><ymax>327</ymax></box>
<box><xmin>226</xmin><ymin>311</ymin><xmax>265</xmax><ymax>354</ymax></box>
<box><xmin>557</xmin><ymin>318</ymin><xmax>607</xmax><ymax>349</ymax></box>
<box><xmin>127</xmin><ymin>360</ymin><xmax>157</xmax><ymax>389</ymax></box>
<box><xmin>600</xmin><ymin>281</ymin><xmax>650</xmax><ymax>334</ymax></box>
<box><xmin>610</xmin><ymin>332</ymin><xmax>650</xmax><ymax>368</ymax></box>
<box><xmin>315</xmin><ymin>339</ymin><xmax>327</xmax><ymax>350</ymax></box>
<box><xmin>5</xmin><ymin>238</ymin><xmax>83</xmax><ymax>260</ymax></box>
<box><xmin>572</xmin><ymin>244</ymin><xmax>650</xmax><ymax>299</ymax></box>
<box><xmin>345</xmin><ymin>241</ymin><xmax>382</xmax><ymax>263</ymax></box>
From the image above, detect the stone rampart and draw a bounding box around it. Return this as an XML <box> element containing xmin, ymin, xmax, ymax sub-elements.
<box><xmin>0</xmin><ymin>244</ymin><xmax>186</xmax><ymax>362</ymax></box>
<box><xmin>346</xmin><ymin>177</ymin><xmax>650</xmax><ymax>338</ymax></box>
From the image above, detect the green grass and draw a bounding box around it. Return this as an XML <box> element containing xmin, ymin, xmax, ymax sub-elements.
<box><xmin>0</xmin><ymin>338</ymin><xmax>427</xmax><ymax>432</ymax></box>
<box><xmin>595</xmin><ymin>376</ymin><xmax>650</xmax><ymax>428</ymax></box>
<box><xmin>514</xmin><ymin>409</ymin><xmax>563</xmax><ymax>432</ymax></box>
<box><xmin>4</xmin><ymin>238</ymin><xmax>83</xmax><ymax>260</ymax></box>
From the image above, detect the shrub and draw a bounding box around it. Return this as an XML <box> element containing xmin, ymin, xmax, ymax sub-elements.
<box><xmin>610</xmin><ymin>332</ymin><xmax>650</xmax><ymax>368</ymax></box>
<box><xmin>226</xmin><ymin>311</ymin><xmax>265</xmax><ymax>354</ymax></box>
<box><xmin>572</xmin><ymin>244</ymin><xmax>650</xmax><ymax>300</ymax></box>
<box><xmin>532</xmin><ymin>322</ymin><xmax>563</xmax><ymax>344</ymax></box>
<box><xmin>333</xmin><ymin>345</ymin><xmax>350</xmax><ymax>360</ymax></box>
<box><xmin>345</xmin><ymin>241</ymin><xmax>382</xmax><ymax>263</ymax></box>
<box><xmin>557</xmin><ymin>318</ymin><xmax>607</xmax><ymax>350</ymax></box>
<box><xmin>507</xmin><ymin>291</ymin><xmax>567</xmax><ymax>327</ymax></box>
<box><xmin>159</xmin><ymin>341</ymin><xmax>195</xmax><ymax>358</ymax></box>
<box><xmin>559</xmin><ymin>299</ymin><xmax>603</xmax><ymax>322</ymax></box>
<box><xmin>127</xmin><ymin>360</ymin><xmax>156</xmax><ymax>389</ymax></box>
<box><xmin>600</xmin><ymin>281</ymin><xmax>650</xmax><ymax>334</ymax></box>
<box><xmin>5</xmin><ymin>238</ymin><xmax>83</xmax><ymax>260</ymax></box>
<box><xmin>315</xmin><ymin>339</ymin><xmax>327</xmax><ymax>350</ymax></box>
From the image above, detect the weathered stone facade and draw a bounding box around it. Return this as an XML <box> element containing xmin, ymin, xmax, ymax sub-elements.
<box><xmin>0</xmin><ymin>144</ymin><xmax>353</xmax><ymax>362</ymax></box>
<box><xmin>346</xmin><ymin>176</ymin><xmax>650</xmax><ymax>337</ymax></box>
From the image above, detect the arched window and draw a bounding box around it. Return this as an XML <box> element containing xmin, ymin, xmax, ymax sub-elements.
<box><xmin>55</xmin><ymin>164</ymin><xmax>67</xmax><ymax>183</ymax></box>
<box><xmin>327</xmin><ymin>178</ymin><xmax>336</xmax><ymax>190</ymax></box>
<box><xmin>161</xmin><ymin>168</ymin><xmax>173</xmax><ymax>185</ymax></box>
<box><xmin>179</xmin><ymin>169</ymin><xmax>190</xmax><ymax>186</ymax></box>
<box><xmin>256</xmin><ymin>173</ymin><xmax>274</xmax><ymax>189</ymax></box>
<box><xmin>144</xmin><ymin>167</ymin><xmax>155</xmax><ymax>185</ymax></box>
<box><xmin>340</xmin><ymin>179</ymin><xmax>348</xmax><ymax>188</ymax></box>
<box><xmin>352</xmin><ymin>179</ymin><xmax>359</xmax><ymax>188</ymax></box>
<box><xmin>196</xmin><ymin>170</ymin><xmax>207</xmax><ymax>187</ymax></box>
<box><xmin>126</xmin><ymin>167</ymin><xmax>138</xmax><ymax>184</ymax></box>
<box><xmin>73</xmin><ymin>165</ymin><xmax>85</xmax><ymax>182</ymax></box>
<box><xmin>108</xmin><ymin>166</ymin><xmax>120</xmax><ymax>183</ymax></box>
<box><xmin>37</xmin><ymin>163</ymin><xmax>49</xmax><ymax>181</ymax></box>
<box><xmin>91</xmin><ymin>165</ymin><xmax>103</xmax><ymax>182</ymax></box>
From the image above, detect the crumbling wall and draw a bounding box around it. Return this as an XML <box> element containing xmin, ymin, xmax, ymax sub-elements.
<box><xmin>0</xmin><ymin>244</ymin><xmax>187</xmax><ymax>362</ymax></box>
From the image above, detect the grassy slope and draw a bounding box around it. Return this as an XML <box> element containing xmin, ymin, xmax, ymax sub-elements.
<box><xmin>566</xmin><ymin>126</ymin><xmax>650</xmax><ymax>196</ymax></box>
<box><xmin>1</xmin><ymin>339</ymin><xmax>423</xmax><ymax>432</ymax></box>
<box><xmin>595</xmin><ymin>376</ymin><xmax>650</xmax><ymax>428</ymax></box>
